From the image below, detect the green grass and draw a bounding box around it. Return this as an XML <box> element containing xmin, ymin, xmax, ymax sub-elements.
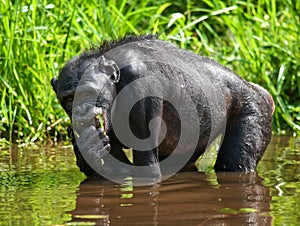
<box><xmin>0</xmin><ymin>0</ymin><xmax>299</xmax><ymax>145</ymax></box>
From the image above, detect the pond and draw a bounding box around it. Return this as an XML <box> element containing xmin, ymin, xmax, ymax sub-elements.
<box><xmin>0</xmin><ymin>135</ymin><xmax>299</xmax><ymax>225</ymax></box>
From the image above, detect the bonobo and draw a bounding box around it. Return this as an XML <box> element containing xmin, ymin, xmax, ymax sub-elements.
<box><xmin>51</xmin><ymin>35</ymin><xmax>274</xmax><ymax>183</ymax></box>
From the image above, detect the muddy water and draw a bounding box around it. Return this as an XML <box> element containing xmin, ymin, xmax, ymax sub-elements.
<box><xmin>0</xmin><ymin>136</ymin><xmax>299</xmax><ymax>225</ymax></box>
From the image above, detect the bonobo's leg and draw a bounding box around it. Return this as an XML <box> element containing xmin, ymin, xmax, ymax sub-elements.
<box><xmin>214</xmin><ymin>87</ymin><xmax>274</xmax><ymax>172</ymax></box>
<box><xmin>130</xmin><ymin>97</ymin><xmax>163</xmax><ymax>181</ymax></box>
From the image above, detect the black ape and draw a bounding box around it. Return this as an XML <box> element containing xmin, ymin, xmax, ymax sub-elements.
<box><xmin>51</xmin><ymin>35</ymin><xmax>274</xmax><ymax>181</ymax></box>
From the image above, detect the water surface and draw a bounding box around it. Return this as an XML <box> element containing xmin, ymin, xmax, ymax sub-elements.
<box><xmin>0</xmin><ymin>136</ymin><xmax>299</xmax><ymax>225</ymax></box>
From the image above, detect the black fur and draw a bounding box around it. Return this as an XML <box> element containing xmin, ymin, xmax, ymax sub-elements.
<box><xmin>51</xmin><ymin>35</ymin><xmax>274</xmax><ymax>179</ymax></box>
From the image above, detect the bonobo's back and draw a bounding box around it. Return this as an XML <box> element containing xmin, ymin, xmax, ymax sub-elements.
<box><xmin>102</xmin><ymin>35</ymin><xmax>248</xmax><ymax>128</ymax></box>
<box><xmin>100</xmin><ymin>35</ymin><xmax>244</xmax><ymax>90</ymax></box>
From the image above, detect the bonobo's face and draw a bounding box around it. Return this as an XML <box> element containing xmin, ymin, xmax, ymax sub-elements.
<box><xmin>51</xmin><ymin>55</ymin><xmax>119</xmax><ymax>134</ymax></box>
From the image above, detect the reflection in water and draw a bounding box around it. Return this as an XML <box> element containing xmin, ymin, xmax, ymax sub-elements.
<box><xmin>69</xmin><ymin>172</ymin><xmax>272</xmax><ymax>225</ymax></box>
<box><xmin>1</xmin><ymin>136</ymin><xmax>299</xmax><ymax>225</ymax></box>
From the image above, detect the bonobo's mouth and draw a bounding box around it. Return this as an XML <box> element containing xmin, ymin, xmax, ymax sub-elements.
<box><xmin>72</xmin><ymin>104</ymin><xmax>109</xmax><ymax>137</ymax></box>
<box><xmin>72</xmin><ymin>104</ymin><xmax>111</xmax><ymax>155</ymax></box>
<box><xmin>95</xmin><ymin>106</ymin><xmax>108</xmax><ymax>133</ymax></box>
<box><xmin>73</xmin><ymin>104</ymin><xmax>106</xmax><ymax>125</ymax></box>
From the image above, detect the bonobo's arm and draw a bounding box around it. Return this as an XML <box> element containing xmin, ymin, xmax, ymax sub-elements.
<box><xmin>116</xmin><ymin>66</ymin><xmax>164</xmax><ymax>182</ymax></box>
<box><xmin>130</xmin><ymin>96</ymin><xmax>163</xmax><ymax>181</ymax></box>
<box><xmin>67</xmin><ymin>127</ymin><xmax>101</xmax><ymax>177</ymax></box>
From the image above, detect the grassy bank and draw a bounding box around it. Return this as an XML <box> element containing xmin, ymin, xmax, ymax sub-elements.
<box><xmin>0</xmin><ymin>0</ymin><xmax>299</xmax><ymax>144</ymax></box>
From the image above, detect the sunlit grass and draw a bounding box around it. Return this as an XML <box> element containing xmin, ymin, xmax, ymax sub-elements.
<box><xmin>0</xmin><ymin>0</ymin><xmax>299</xmax><ymax>144</ymax></box>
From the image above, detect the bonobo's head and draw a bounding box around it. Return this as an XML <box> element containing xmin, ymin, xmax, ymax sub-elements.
<box><xmin>51</xmin><ymin>54</ymin><xmax>120</xmax><ymax>133</ymax></box>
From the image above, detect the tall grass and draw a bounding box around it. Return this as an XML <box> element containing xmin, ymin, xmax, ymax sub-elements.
<box><xmin>0</xmin><ymin>0</ymin><xmax>299</xmax><ymax>145</ymax></box>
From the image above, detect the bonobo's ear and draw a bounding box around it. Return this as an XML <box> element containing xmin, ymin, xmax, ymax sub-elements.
<box><xmin>99</xmin><ymin>56</ymin><xmax>120</xmax><ymax>83</ymax></box>
<box><xmin>51</xmin><ymin>78</ymin><xmax>58</xmax><ymax>93</ymax></box>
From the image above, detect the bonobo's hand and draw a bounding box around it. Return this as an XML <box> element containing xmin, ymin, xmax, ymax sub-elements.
<box><xmin>68</xmin><ymin>123</ymin><xmax>110</xmax><ymax>153</ymax></box>
<box><xmin>133</xmin><ymin>163</ymin><xmax>162</xmax><ymax>185</ymax></box>
<box><xmin>75</xmin><ymin>125</ymin><xmax>110</xmax><ymax>159</ymax></box>
<box><xmin>67</xmin><ymin>123</ymin><xmax>110</xmax><ymax>174</ymax></box>
<box><xmin>67</xmin><ymin>126</ymin><xmax>132</xmax><ymax>180</ymax></box>
<box><xmin>67</xmin><ymin>126</ymin><xmax>103</xmax><ymax>177</ymax></box>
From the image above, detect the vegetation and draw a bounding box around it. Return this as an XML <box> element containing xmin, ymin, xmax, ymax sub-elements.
<box><xmin>0</xmin><ymin>0</ymin><xmax>299</xmax><ymax>144</ymax></box>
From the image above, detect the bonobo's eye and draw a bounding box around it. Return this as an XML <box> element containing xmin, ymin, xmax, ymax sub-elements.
<box><xmin>62</xmin><ymin>95</ymin><xmax>74</xmax><ymax>104</ymax></box>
